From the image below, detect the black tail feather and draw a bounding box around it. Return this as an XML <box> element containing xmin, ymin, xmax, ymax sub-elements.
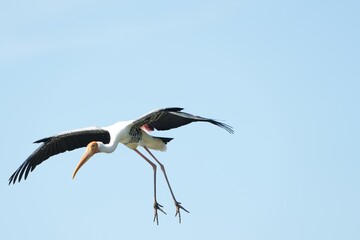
<box><xmin>155</xmin><ymin>137</ymin><xmax>173</xmax><ymax>144</ymax></box>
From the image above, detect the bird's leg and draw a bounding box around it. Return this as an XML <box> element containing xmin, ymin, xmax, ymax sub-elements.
<box><xmin>134</xmin><ymin>149</ymin><xmax>166</xmax><ymax>225</ymax></box>
<box><xmin>143</xmin><ymin>147</ymin><xmax>189</xmax><ymax>223</ymax></box>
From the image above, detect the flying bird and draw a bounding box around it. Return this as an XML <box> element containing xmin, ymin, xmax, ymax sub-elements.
<box><xmin>9</xmin><ymin>107</ymin><xmax>233</xmax><ymax>224</ymax></box>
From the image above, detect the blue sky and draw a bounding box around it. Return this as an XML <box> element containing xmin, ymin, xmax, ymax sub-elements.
<box><xmin>1</xmin><ymin>1</ymin><xmax>359</xmax><ymax>239</ymax></box>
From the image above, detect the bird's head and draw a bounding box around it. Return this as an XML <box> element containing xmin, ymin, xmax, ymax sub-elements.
<box><xmin>72</xmin><ymin>141</ymin><xmax>100</xmax><ymax>179</ymax></box>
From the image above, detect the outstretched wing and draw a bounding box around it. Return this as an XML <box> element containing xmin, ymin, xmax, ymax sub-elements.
<box><xmin>9</xmin><ymin>127</ymin><xmax>110</xmax><ymax>184</ymax></box>
<box><xmin>131</xmin><ymin>107</ymin><xmax>234</xmax><ymax>134</ymax></box>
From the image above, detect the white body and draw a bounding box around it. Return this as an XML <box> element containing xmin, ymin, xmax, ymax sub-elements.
<box><xmin>99</xmin><ymin>120</ymin><xmax>167</xmax><ymax>153</ymax></box>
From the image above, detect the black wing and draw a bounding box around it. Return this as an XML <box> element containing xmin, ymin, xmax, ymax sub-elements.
<box><xmin>131</xmin><ymin>107</ymin><xmax>234</xmax><ymax>134</ymax></box>
<box><xmin>9</xmin><ymin>128</ymin><xmax>110</xmax><ymax>184</ymax></box>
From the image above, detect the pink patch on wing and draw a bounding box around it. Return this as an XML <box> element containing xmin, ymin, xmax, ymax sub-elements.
<box><xmin>141</xmin><ymin>124</ymin><xmax>154</xmax><ymax>132</ymax></box>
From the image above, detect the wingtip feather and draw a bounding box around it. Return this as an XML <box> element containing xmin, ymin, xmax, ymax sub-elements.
<box><xmin>210</xmin><ymin>120</ymin><xmax>234</xmax><ymax>134</ymax></box>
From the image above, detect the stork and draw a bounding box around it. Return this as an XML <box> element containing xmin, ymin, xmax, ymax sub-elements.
<box><xmin>9</xmin><ymin>107</ymin><xmax>233</xmax><ymax>224</ymax></box>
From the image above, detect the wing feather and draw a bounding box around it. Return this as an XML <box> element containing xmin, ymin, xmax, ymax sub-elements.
<box><xmin>9</xmin><ymin>128</ymin><xmax>110</xmax><ymax>184</ymax></box>
<box><xmin>131</xmin><ymin>107</ymin><xmax>234</xmax><ymax>134</ymax></box>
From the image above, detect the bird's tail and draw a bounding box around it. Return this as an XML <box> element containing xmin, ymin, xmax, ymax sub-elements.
<box><xmin>150</xmin><ymin>136</ymin><xmax>173</xmax><ymax>152</ymax></box>
<box><xmin>154</xmin><ymin>137</ymin><xmax>173</xmax><ymax>144</ymax></box>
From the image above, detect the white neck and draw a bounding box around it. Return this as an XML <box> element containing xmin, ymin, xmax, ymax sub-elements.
<box><xmin>97</xmin><ymin>120</ymin><xmax>134</xmax><ymax>153</ymax></box>
<box><xmin>98</xmin><ymin>141</ymin><xmax>118</xmax><ymax>153</ymax></box>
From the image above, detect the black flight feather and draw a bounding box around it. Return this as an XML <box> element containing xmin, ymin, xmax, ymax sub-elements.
<box><xmin>9</xmin><ymin>128</ymin><xmax>110</xmax><ymax>184</ymax></box>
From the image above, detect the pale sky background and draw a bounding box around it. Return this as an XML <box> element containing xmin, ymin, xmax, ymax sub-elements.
<box><xmin>1</xmin><ymin>1</ymin><xmax>359</xmax><ymax>239</ymax></box>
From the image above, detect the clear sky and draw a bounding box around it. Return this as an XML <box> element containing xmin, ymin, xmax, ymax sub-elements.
<box><xmin>1</xmin><ymin>1</ymin><xmax>359</xmax><ymax>239</ymax></box>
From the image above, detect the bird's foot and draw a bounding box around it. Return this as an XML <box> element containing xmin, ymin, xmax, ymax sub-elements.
<box><xmin>153</xmin><ymin>201</ymin><xmax>166</xmax><ymax>225</ymax></box>
<box><xmin>175</xmin><ymin>201</ymin><xmax>189</xmax><ymax>223</ymax></box>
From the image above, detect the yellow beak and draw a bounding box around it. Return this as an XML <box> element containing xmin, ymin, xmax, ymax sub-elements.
<box><xmin>72</xmin><ymin>148</ymin><xmax>94</xmax><ymax>179</ymax></box>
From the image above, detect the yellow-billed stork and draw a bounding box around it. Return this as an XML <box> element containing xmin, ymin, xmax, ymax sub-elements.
<box><xmin>9</xmin><ymin>107</ymin><xmax>233</xmax><ymax>224</ymax></box>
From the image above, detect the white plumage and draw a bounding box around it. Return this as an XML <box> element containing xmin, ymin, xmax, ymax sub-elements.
<box><xmin>9</xmin><ymin>107</ymin><xmax>233</xmax><ymax>224</ymax></box>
